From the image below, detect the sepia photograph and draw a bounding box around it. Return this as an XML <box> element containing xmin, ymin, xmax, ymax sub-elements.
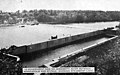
<box><xmin>0</xmin><ymin>0</ymin><xmax>120</xmax><ymax>75</ymax></box>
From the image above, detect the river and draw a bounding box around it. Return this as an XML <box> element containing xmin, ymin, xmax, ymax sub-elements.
<box><xmin>0</xmin><ymin>22</ymin><xmax>119</xmax><ymax>48</ymax></box>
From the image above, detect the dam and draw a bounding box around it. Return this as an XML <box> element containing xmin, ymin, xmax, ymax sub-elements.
<box><xmin>22</xmin><ymin>34</ymin><xmax>116</xmax><ymax>67</ymax></box>
<box><xmin>0</xmin><ymin>21</ymin><xmax>119</xmax><ymax>67</ymax></box>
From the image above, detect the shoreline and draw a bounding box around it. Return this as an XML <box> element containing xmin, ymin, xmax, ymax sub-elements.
<box><xmin>0</xmin><ymin>20</ymin><xmax>119</xmax><ymax>28</ymax></box>
<box><xmin>0</xmin><ymin>24</ymin><xmax>20</xmax><ymax>27</ymax></box>
<box><xmin>40</xmin><ymin>20</ymin><xmax>119</xmax><ymax>25</ymax></box>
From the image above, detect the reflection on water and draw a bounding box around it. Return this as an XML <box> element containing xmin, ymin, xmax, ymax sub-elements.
<box><xmin>22</xmin><ymin>37</ymin><xmax>110</xmax><ymax>67</ymax></box>
<box><xmin>0</xmin><ymin>22</ymin><xmax>119</xmax><ymax>48</ymax></box>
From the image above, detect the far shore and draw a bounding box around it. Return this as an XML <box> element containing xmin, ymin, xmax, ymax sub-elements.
<box><xmin>0</xmin><ymin>20</ymin><xmax>119</xmax><ymax>28</ymax></box>
<box><xmin>39</xmin><ymin>20</ymin><xmax>119</xmax><ymax>25</ymax></box>
<box><xmin>0</xmin><ymin>24</ymin><xmax>20</xmax><ymax>27</ymax></box>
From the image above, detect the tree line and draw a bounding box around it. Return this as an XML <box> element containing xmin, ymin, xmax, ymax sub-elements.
<box><xmin>1</xmin><ymin>10</ymin><xmax>120</xmax><ymax>24</ymax></box>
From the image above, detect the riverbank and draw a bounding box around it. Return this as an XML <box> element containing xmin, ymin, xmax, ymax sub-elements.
<box><xmin>0</xmin><ymin>24</ymin><xmax>21</xmax><ymax>27</ymax></box>
<box><xmin>61</xmin><ymin>30</ymin><xmax>120</xmax><ymax>75</ymax></box>
<box><xmin>0</xmin><ymin>20</ymin><xmax>119</xmax><ymax>28</ymax></box>
<box><xmin>40</xmin><ymin>20</ymin><xmax>118</xmax><ymax>25</ymax></box>
<box><xmin>0</xmin><ymin>53</ymin><xmax>22</xmax><ymax>75</ymax></box>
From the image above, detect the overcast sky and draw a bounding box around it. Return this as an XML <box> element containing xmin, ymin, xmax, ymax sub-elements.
<box><xmin>0</xmin><ymin>0</ymin><xmax>120</xmax><ymax>12</ymax></box>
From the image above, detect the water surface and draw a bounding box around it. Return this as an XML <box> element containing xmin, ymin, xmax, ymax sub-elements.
<box><xmin>0</xmin><ymin>22</ymin><xmax>118</xmax><ymax>48</ymax></box>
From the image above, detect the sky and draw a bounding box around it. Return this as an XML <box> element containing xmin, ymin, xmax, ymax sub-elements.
<box><xmin>0</xmin><ymin>0</ymin><xmax>120</xmax><ymax>12</ymax></box>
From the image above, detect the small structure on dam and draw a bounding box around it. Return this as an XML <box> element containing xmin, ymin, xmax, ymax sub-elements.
<box><xmin>51</xmin><ymin>35</ymin><xmax>58</xmax><ymax>39</ymax></box>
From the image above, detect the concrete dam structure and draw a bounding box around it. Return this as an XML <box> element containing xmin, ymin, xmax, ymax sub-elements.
<box><xmin>22</xmin><ymin>28</ymin><xmax>118</xmax><ymax>67</ymax></box>
<box><xmin>12</xmin><ymin>29</ymin><xmax>106</xmax><ymax>55</ymax></box>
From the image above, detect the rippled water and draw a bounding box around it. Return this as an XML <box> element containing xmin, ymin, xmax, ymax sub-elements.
<box><xmin>0</xmin><ymin>22</ymin><xmax>119</xmax><ymax>48</ymax></box>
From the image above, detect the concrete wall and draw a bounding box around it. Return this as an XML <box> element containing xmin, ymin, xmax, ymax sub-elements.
<box><xmin>27</xmin><ymin>42</ymin><xmax>47</xmax><ymax>53</ymax></box>
<box><xmin>57</xmin><ymin>38</ymin><xmax>66</xmax><ymax>46</ymax></box>
<box><xmin>71</xmin><ymin>35</ymin><xmax>77</xmax><ymax>42</ymax></box>
<box><xmin>40</xmin><ymin>42</ymin><xmax>48</xmax><ymax>50</ymax></box>
<box><xmin>65</xmin><ymin>37</ymin><xmax>72</xmax><ymax>43</ymax></box>
<box><xmin>27</xmin><ymin>30</ymin><xmax>104</xmax><ymax>53</ymax></box>
<box><xmin>12</xmin><ymin>46</ymin><xmax>26</xmax><ymax>55</ymax></box>
<box><xmin>13</xmin><ymin>30</ymin><xmax>105</xmax><ymax>55</ymax></box>
<box><xmin>47</xmin><ymin>40</ymin><xmax>59</xmax><ymax>48</ymax></box>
